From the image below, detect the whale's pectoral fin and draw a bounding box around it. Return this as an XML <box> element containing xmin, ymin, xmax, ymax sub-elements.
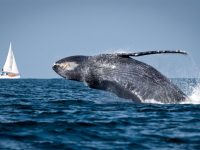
<box><xmin>100</xmin><ymin>80</ymin><xmax>142</xmax><ymax>103</ymax></box>
<box><xmin>85</xmin><ymin>78</ymin><xmax>141</xmax><ymax>103</ymax></box>
<box><xmin>116</xmin><ymin>50</ymin><xmax>188</xmax><ymax>58</ymax></box>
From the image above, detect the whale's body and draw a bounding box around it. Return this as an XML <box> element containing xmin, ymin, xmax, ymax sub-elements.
<box><xmin>53</xmin><ymin>50</ymin><xmax>188</xmax><ymax>103</ymax></box>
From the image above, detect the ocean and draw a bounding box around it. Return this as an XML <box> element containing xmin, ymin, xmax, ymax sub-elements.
<box><xmin>0</xmin><ymin>79</ymin><xmax>200</xmax><ymax>150</ymax></box>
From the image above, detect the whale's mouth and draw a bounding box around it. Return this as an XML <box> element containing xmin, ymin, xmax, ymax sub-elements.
<box><xmin>52</xmin><ymin>63</ymin><xmax>59</xmax><ymax>72</ymax></box>
<box><xmin>52</xmin><ymin>63</ymin><xmax>65</xmax><ymax>74</ymax></box>
<box><xmin>52</xmin><ymin>63</ymin><xmax>67</xmax><ymax>79</ymax></box>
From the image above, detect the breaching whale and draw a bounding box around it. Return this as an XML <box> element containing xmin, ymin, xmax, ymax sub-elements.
<box><xmin>52</xmin><ymin>50</ymin><xmax>188</xmax><ymax>103</ymax></box>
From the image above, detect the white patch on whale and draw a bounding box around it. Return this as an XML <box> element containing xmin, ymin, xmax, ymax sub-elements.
<box><xmin>58</xmin><ymin>62</ymin><xmax>79</xmax><ymax>71</ymax></box>
<box><xmin>99</xmin><ymin>63</ymin><xmax>116</xmax><ymax>69</ymax></box>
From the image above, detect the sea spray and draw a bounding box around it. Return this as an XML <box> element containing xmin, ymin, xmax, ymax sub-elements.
<box><xmin>184</xmin><ymin>84</ymin><xmax>200</xmax><ymax>104</ymax></box>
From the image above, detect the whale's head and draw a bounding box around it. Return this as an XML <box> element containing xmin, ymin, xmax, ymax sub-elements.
<box><xmin>52</xmin><ymin>55</ymin><xmax>88</xmax><ymax>81</ymax></box>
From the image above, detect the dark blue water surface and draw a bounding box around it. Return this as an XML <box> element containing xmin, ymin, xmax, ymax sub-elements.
<box><xmin>0</xmin><ymin>79</ymin><xmax>200</xmax><ymax>150</ymax></box>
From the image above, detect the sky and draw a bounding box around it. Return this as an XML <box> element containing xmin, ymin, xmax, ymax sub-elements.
<box><xmin>0</xmin><ymin>0</ymin><xmax>200</xmax><ymax>78</ymax></box>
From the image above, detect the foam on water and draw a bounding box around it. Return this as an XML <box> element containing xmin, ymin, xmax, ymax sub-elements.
<box><xmin>144</xmin><ymin>99</ymin><xmax>165</xmax><ymax>104</ymax></box>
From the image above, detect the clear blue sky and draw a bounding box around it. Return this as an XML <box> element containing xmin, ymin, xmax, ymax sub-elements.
<box><xmin>0</xmin><ymin>0</ymin><xmax>200</xmax><ymax>78</ymax></box>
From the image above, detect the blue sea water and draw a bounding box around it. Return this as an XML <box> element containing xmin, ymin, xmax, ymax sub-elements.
<box><xmin>0</xmin><ymin>79</ymin><xmax>200</xmax><ymax>150</ymax></box>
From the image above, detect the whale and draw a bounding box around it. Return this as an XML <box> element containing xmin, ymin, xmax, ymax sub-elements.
<box><xmin>52</xmin><ymin>50</ymin><xmax>189</xmax><ymax>103</ymax></box>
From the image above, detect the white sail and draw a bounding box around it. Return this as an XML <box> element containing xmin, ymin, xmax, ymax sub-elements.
<box><xmin>11</xmin><ymin>52</ymin><xmax>19</xmax><ymax>74</ymax></box>
<box><xmin>2</xmin><ymin>42</ymin><xmax>19</xmax><ymax>74</ymax></box>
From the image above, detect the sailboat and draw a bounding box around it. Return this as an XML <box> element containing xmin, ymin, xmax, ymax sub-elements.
<box><xmin>0</xmin><ymin>42</ymin><xmax>20</xmax><ymax>79</ymax></box>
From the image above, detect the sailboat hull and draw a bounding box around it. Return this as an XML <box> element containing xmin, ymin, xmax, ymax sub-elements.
<box><xmin>0</xmin><ymin>75</ymin><xmax>20</xmax><ymax>79</ymax></box>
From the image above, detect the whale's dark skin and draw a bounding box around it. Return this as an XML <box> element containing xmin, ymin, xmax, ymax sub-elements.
<box><xmin>52</xmin><ymin>50</ymin><xmax>188</xmax><ymax>103</ymax></box>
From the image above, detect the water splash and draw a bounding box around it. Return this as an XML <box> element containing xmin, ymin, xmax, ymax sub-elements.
<box><xmin>103</xmin><ymin>48</ymin><xmax>131</xmax><ymax>54</ymax></box>
<box><xmin>144</xmin><ymin>99</ymin><xmax>165</xmax><ymax>104</ymax></box>
<box><xmin>183</xmin><ymin>55</ymin><xmax>200</xmax><ymax>104</ymax></box>
<box><xmin>182</xmin><ymin>84</ymin><xmax>200</xmax><ymax>104</ymax></box>
<box><xmin>143</xmin><ymin>83</ymin><xmax>200</xmax><ymax>104</ymax></box>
